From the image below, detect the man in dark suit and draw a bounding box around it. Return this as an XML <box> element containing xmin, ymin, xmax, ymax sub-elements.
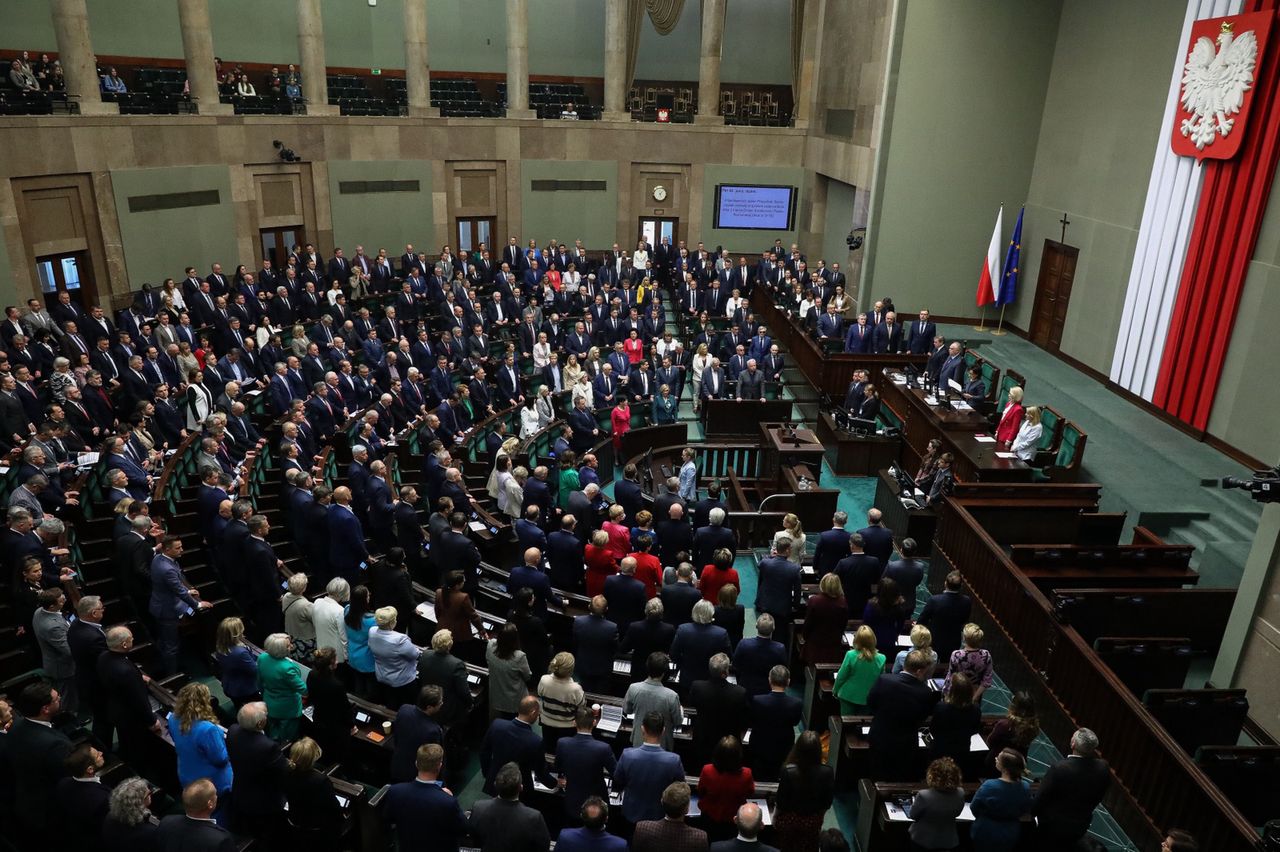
<box><xmin>390</xmin><ymin>685</ymin><xmax>444</xmax><ymax>783</ymax></box>
<box><xmin>555</xmin><ymin>797</ymin><xmax>628</xmax><ymax>852</ymax></box>
<box><xmin>156</xmin><ymin>779</ymin><xmax>238</xmax><ymax>852</ymax></box>
<box><xmin>54</xmin><ymin>744</ymin><xmax>112</xmax><ymax>845</ymax></box>
<box><xmin>688</xmin><ymin>652</ymin><xmax>748</xmax><ymax>766</ymax></box>
<box><xmin>568</xmin><ymin>396</ymin><xmax>599</xmax><ymax>454</ymax></box>
<box><xmin>435</xmin><ymin>511</ymin><xmax>482</xmax><ymax>593</ymax></box>
<box><xmin>833</xmin><ymin>533</ymin><xmax>882</xmax><ymax>616</ymax></box>
<box><xmin>856</xmin><ymin>508</ymin><xmax>895</xmax><ymax>567</ymax></box>
<box><xmin>670</xmin><ymin>602</ymin><xmax>732</xmax><ymax>689</ymax></box>
<box><xmin>754</xmin><ymin>540</ymin><xmax>802</xmax><ymax>645</ymax></box>
<box><xmin>732</xmin><ymin>614</ymin><xmax>789</xmax><ymax>697</ymax></box>
<box><xmin>816</xmin><ymin>304</ymin><xmax>843</xmax><ymax>341</ymax></box>
<box><xmin>554</xmin><ymin>706</ymin><xmax>619</xmax><ymax>819</ymax></box>
<box><xmin>226</xmin><ymin>701</ymin><xmax>288</xmax><ymax>836</ymax></box>
<box><xmin>924</xmin><ymin>336</ymin><xmax>948</xmax><ymax>385</ymax></box>
<box><xmin>873</xmin><ymin>312</ymin><xmax>904</xmax><ymax>354</ymax></box>
<box><xmin>468</xmin><ymin>762</ymin><xmax>551</xmax><ymax>852</ymax></box>
<box><xmin>916</xmin><ymin>570</ymin><xmax>973</xmax><ymax>661</ymax></box>
<box><xmin>882</xmin><ymin>536</ymin><xmax>926</xmax><ymax>604</ymax></box>
<box><xmin>708</xmin><ymin>803</ymin><xmax>778</xmax><ymax>852</ymax></box>
<box><xmin>735</xmin><ymin>360</ymin><xmax>765</xmax><ymax>401</ymax></box>
<box><xmin>603</xmin><ymin>559</ymin><xmax>649</xmax><ymax>636</ymax></box>
<box><xmin>381</xmin><ymin>743</ymin><xmax>468</xmax><ymax>852</ymax></box>
<box><xmin>659</xmin><ymin>564</ymin><xmax>703</xmax><ymax>627</ymax></box>
<box><xmin>7</xmin><ymin>682</ymin><xmax>73</xmax><ymax>840</ymax></box>
<box><xmin>1032</xmin><ymin>729</ymin><xmax>1112</xmax><ymax>850</ymax></box>
<box><xmin>98</xmin><ymin>626</ymin><xmax>162</xmax><ymax>761</ymax></box>
<box><xmin>907</xmin><ymin>309</ymin><xmax>937</xmax><ymax>354</ymax></box>
<box><xmin>620</xmin><ymin>599</ymin><xmax>676</xmax><ymax>682</ymax></box>
<box><xmin>632</xmin><ymin>781</ymin><xmax>709</xmax><ymax>852</ymax></box>
<box><xmin>936</xmin><ymin>341</ymin><xmax>966</xmax><ymax>391</ymax></box>
<box><xmin>866</xmin><ymin>651</ymin><xmax>941</xmax><ymax>780</ymax></box>
<box><xmin>692</xmin><ymin>508</ymin><xmax>736</xmax><ymax>569</ymax></box>
<box><xmin>690</xmin><ymin>483</ymin><xmax>727</xmax><ymax>530</ymax></box>
<box><xmin>515</xmin><ymin>506</ymin><xmax>547</xmax><ymax>551</ymax></box>
<box><xmin>547</xmin><ymin>515</ymin><xmax>586</xmax><ymax>592</ymax></box>
<box><xmin>656</xmin><ymin>503</ymin><xmax>695</xmax><ymax>569</ymax></box>
<box><xmin>811</xmin><ymin>511</ymin><xmax>851</xmax><ymax>577</ymax></box>
<box><xmin>749</xmin><ymin>666</ymin><xmax>803</xmax><ymax>781</ymax></box>
<box><xmin>573</xmin><ymin>596</ymin><xmax>620</xmax><ymax>693</ymax></box>
<box><xmin>67</xmin><ymin>595</ymin><xmax>111</xmax><ymax>746</ymax></box>
<box><xmin>479</xmin><ymin>696</ymin><xmax>557</xmax><ymax>796</ymax></box>
<box><xmin>613</xmin><ymin>467</ymin><xmax>644</xmax><ymax>525</ymax></box>
<box><xmin>327</xmin><ymin>488</ymin><xmax>369</xmax><ymax>584</ymax></box>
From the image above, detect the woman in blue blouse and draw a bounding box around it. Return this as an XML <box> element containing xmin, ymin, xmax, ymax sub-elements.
<box><xmin>970</xmin><ymin>748</ymin><xmax>1032</xmax><ymax>852</ymax></box>
<box><xmin>167</xmin><ymin>682</ymin><xmax>232</xmax><ymax>822</ymax></box>
<box><xmin>213</xmin><ymin>617</ymin><xmax>260</xmax><ymax>710</ymax></box>
<box><xmin>653</xmin><ymin>383</ymin><xmax>679</xmax><ymax>424</ymax></box>
<box><xmin>344</xmin><ymin>585</ymin><xmax>378</xmax><ymax>698</ymax></box>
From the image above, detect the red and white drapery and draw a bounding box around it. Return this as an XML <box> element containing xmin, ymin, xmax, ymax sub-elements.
<box><xmin>1111</xmin><ymin>0</ymin><xmax>1280</xmax><ymax>432</ymax></box>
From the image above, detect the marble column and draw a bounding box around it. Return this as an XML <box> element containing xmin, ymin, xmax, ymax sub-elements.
<box><xmin>603</xmin><ymin>0</ymin><xmax>629</xmax><ymax>121</ymax></box>
<box><xmin>403</xmin><ymin>0</ymin><xmax>437</xmax><ymax>117</ymax></box>
<box><xmin>792</xmin><ymin>0</ymin><xmax>824</xmax><ymax>129</ymax></box>
<box><xmin>50</xmin><ymin>0</ymin><xmax>116</xmax><ymax>115</ymax></box>
<box><xmin>178</xmin><ymin>0</ymin><xmax>231</xmax><ymax>115</ymax></box>
<box><xmin>697</xmin><ymin>0</ymin><xmax>727</xmax><ymax>123</ymax></box>
<box><xmin>297</xmin><ymin>0</ymin><xmax>336</xmax><ymax>116</ymax></box>
<box><xmin>505</xmin><ymin>0</ymin><xmax>534</xmax><ymax>118</ymax></box>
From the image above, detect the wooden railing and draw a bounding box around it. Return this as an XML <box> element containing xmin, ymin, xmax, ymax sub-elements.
<box><xmin>933</xmin><ymin>499</ymin><xmax>1262</xmax><ymax>852</ymax></box>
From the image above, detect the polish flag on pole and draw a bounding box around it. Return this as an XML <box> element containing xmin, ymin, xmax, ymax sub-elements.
<box><xmin>976</xmin><ymin>205</ymin><xmax>1003</xmax><ymax>306</ymax></box>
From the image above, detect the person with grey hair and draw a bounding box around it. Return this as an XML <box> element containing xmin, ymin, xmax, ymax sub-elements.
<box><xmin>8</xmin><ymin>472</ymin><xmax>46</xmax><ymax>518</ymax></box>
<box><xmin>281</xmin><ymin>573</ymin><xmax>316</xmax><ymax>660</ymax></box>
<box><xmin>670</xmin><ymin>600</ymin><xmax>731</xmax><ymax>695</ymax></box>
<box><xmin>226</xmin><ymin>701</ymin><xmax>288</xmax><ymax>835</ymax></box>
<box><xmin>257</xmin><ymin>633</ymin><xmax>306</xmax><ymax>742</ymax></box>
<box><xmin>1032</xmin><ymin>728</ymin><xmax>1110</xmax><ymax>849</ymax></box>
<box><xmin>97</xmin><ymin>625</ymin><xmax>164</xmax><ymax>759</ymax></box>
<box><xmin>812</xmin><ymin>510</ymin><xmax>851</xmax><ymax>577</ymax></box>
<box><xmin>731</xmin><ymin>614</ymin><xmax>788</xmax><ymax>697</ymax></box>
<box><xmin>659</xmin><ymin>562</ymin><xmax>702</xmax><ymax>627</ymax></box>
<box><xmin>102</xmin><ymin>776</ymin><xmax>159</xmax><ymax>848</ymax></box>
<box><xmin>312</xmin><ymin>576</ymin><xmax>351</xmax><ymax>663</ymax></box>
<box><xmin>68</xmin><ymin>594</ymin><xmax>111</xmax><ymax>744</ymax></box>
<box><xmin>689</xmin><ymin>651</ymin><xmax>747</xmax><ymax>767</ymax></box>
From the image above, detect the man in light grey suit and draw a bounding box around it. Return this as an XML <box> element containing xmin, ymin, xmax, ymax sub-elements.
<box><xmin>622</xmin><ymin>651</ymin><xmax>682</xmax><ymax>750</ymax></box>
<box><xmin>33</xmin><ymin>587</ymin><xmax>77</xmax><ymax>713</ymax></box>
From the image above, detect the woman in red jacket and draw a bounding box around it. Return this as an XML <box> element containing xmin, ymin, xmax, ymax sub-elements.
<box><xmin>611</xmin><ymin>397</ymin><xmax>631</xmax><ymax>451</ymax></box>
<box><xmin>698</xmin><ymin>736</ymin><xmax>756</xmax><ymax>841</ymax></box>
<box><xmin>584</xmin><ymin>530</ymin><xmax>617</xmax><ymax>597</ymax></box>
<box><xmin>994</xmin><ymin>385</ymin><xmax>1024</xmax><ymax>444</ymax></box>
<box><xmin>699</xmin><ymin>547</ymin><xmax>740</xmax><ymax>603</ymax></box>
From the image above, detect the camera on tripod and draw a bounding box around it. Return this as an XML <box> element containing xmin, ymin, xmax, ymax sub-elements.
<box><xmin>1222</xmin><ymin>468</ymin><xmax>1280</xmax><ymax>504</ymax></box>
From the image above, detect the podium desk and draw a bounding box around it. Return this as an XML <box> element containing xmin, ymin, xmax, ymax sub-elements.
<box><xmin>760</xmin><ymin>423</ymin><xmax>826</xmax><ymax>483</ymax></box>
<box><xmin>815</xmin><ymin>411</ymin><xmax>901</xmax><ymax>476</ymax></box>
<box><xmin>874</xmin><ymin>469</ymin><xmax>938</xmax><ymax>552</ymax></box>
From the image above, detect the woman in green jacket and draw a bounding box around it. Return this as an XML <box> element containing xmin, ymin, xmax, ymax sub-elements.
<box><xmin>258</xmin><ymin>632</ymin><xmax>307</xmax><ymax>742</ymax></box>
<box><xmin>832</xmin><ymin>625</ymin><xmax>886</xmax><ymax>715</ymax></box>
<box><xmin>557</xmin><ymin>451</ymin><xmax>581</xmax><ymax>510</ymax></box>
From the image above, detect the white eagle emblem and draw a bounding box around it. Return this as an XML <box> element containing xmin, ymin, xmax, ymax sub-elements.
<box><xmin>1179</xmin><ymin>23</ymin><xmax>1258</xmax><ymax>150</ymax></box>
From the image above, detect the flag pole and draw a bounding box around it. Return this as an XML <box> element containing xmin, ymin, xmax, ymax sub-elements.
<box><xmin>973</xmin><ymin>307</ymin><xmax>987</xmax><ymax>332</ymax></box>
<box><xmin>991</xmin><ymin>304</ymin><xmax>1008</xmax><ymax>336</ymax></box>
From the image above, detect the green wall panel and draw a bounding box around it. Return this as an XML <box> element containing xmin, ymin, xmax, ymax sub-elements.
<box><xmin>328</xmin><ymin>160</ymin><xmax>434</xmax><ymax>256</ymax></box>
<box><xmin>520</xmin><ymin>161</ymin><xmax>618</xmax><ymax>249</ymax></box>
<box><xmin>868</xmin><ymin>0</ymin><xmax>1061</xmax><ymax>316</ymax></box>
<box><xmin>701</xmin><ymin>164</ymin><xmax>805</xmax><ymax>255</ymax></box>
<box><xmin>0</xmin><ymin>230</ymin><xmax>16</xmax><ymax>309</ymax></box>
<box><xmin>821</xmin><ymin>178</ymin><xmax>858</xmax><ymax>273</ymax></box>
<box><xmin>110</xmin><ymin>165</ymin><xmax>239</xmax><ymax>287</ymax></box>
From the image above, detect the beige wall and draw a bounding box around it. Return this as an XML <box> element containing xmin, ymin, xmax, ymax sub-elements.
<box><xmin>0</xmin><ymin>116</ymin><xmax>804</xmax><ymax>308</ymax></box>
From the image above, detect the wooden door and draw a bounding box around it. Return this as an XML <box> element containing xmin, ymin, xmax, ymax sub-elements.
<box><xmin>1030</xmin><ymin>240</ymin><xmax>1078</xmax><ymax>352</ymax></box>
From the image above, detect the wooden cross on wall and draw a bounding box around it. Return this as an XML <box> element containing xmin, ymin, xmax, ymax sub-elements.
<box><xmin>1059</xmin><ymin>212</ymin><xmax>1071</xmax><ymax>245</ymax></box>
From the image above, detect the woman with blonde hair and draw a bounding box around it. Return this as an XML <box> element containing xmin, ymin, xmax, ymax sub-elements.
<box><xmin>773</xmin><ymin>512</ymin><xmax>806</xmax><ymax>560</ymax></box>
<box><xmin>563</xmin><ymin>353</ymin><xmax>584</xmax><ymax>387</ymax></box>
<box><xmin>537</xmin><ymin>651</ymin><xmax>584</xmax><ymax>751</ymax></box>
<box><xmin>893</xmin><ymin>623</ymin><xmax>938</xmax><ymax>676</ymax></box>
<box><xmin>801</xmin><ymin>572</ymin><xmax>849</xmax><ymax>665</ymax></box>
<box><xmin>289</xmin><ymin>324</ymin><xmax>309</xmax><ymax>357</ymax></box>
<box><xmin>995</xmin><ymin>385</ymin><xmax>1025</xmax><ymax>444</ymax></box>
<box><xmin>285</xmin><ymin>736</ymin><xmax>343</xmax><ymax>841</ymax></box>
<box><xmin>168</xmin><ymin>682</ymin><xmax>232</xmax><ymax>800</ymax></box>
<box><xmin>946</xmin><ymin>623</ymin><xmax>993</xmax><ymax>701</ymax></box>
<box><xmin>602</xmin><ymin>503</ymin><xmax>631</xmax><ymax>560</ymax></box>
<box><xmin>691</xmin><ymin>342</ymin><xmax>711</xmax><ymax>407</ymax></box>
<box><xmin>832</xmin><ymin>624</ymin><xmax>885</xmax><ymax>714</ymax></box>
<box><xmin>584</xmin><ymin>529</ymin><xmax>616</xmax><ymax>596</ymax></box>
<box><xmin>571</xmin><ymin>370</ymin><xmax>593</xmax><ymax>408</ymax></box>
<box><xmin>258</xmin><ymin>632</ymin><xmax>307</xmax><ymax>742</ymax></box>
<box><xmin>49</xmin><ymin>357</ymin><xmax>74</xmax><ymax>403</ymax></box>
<box><xmin>535</xmin><ymin>384</ymin><xmax>555</xmax><ymax>429</ymax></box>
<box><xmin>1011</xmin><ymin>405</ymin><xmax>1043</xmax><ymax>462</ymax></box>
<box><xmin>504</xmin><ymin>466</ymin><xmax>528</xmax><ymax>519</ymax></box>
<box><xmin>368</xmin><ymin>606</ymin><xmax>421</xmax><ymax>707</ymax></box>
<box><xmin>214</xmin><ymin>616</ymin><xmax>260</xmax><ymax>709</ymax></box>
<box><xmin>583</xmin><ymin>345</ymin><xmax>602</xmax><ymax>378</ymax></box>
<box><xmin>282</xmin><ymin>572</ymin><xmax>316</xmax><ymax>660</ymax></box>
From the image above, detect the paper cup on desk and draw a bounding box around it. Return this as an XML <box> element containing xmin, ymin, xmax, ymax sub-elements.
<box><xmin>382</xmin><ymin>721</ymin><xmax>392</xmax><ymax>736</ymax></box>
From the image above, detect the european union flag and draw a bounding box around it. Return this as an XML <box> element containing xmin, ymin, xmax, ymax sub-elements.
<box><xmin>997</xmin><ymin>206</ymin><xmax>1024</xmax><ymax>306</ymax></box>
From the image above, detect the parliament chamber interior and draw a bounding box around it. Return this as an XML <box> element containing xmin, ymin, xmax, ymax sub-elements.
<box><xmin>2</xmin><ymin>2</ymin><xmax>1280</xmax><ymax>852</ymax></box>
